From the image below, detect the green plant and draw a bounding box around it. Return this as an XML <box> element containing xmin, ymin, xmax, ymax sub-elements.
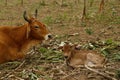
<box><xmin>39</xmin><ymin>47</ymin><xmax>64</xmax><ymax>63</ymax></box>
<box><xmin>82</xmin><ymin>42</ymin><xmax>96</xmax><ymax>50</ymax></box>
<box><xmin>112</xmin><ymin>52</ymin><xmax>120</xmax><ymax>61</ymax></box>
<box><xmin>101</xmin><ymin>48</ymin><xmax>111</xmax><ymax>57</ymax></box>
<box><xmin>39</xmin><ymin>0</ymin><xmax>46</xmax><ymax>6</ymax></box>
<box><xmin>115</xmin><ymin>70</ymin><xmax>120</xmax><ymax>79</ymax></box>
<box><xmin>28</xmin><ymin>72</ymin><xmax>38</xmax><ymax>80</ymax></box>
<box><xmin>43</xmin><ymin>16</ymin><xmax>54</xmax><ymax>25</ymax></box>
<box><xmin>81</xmin><ymin>21</ymin><xmax>87</xmax><ymax>27</ymax></box>
<box><xmin>85</xmin><ymin>28</ymin><xmax>94</xmax><ymax>35</ymax></box>
<box><xmin>104</xmin><ymin>39</ymin><xmax>114</xmax><ymax>45</ymax></box>
<box><xmin>39</xmin><ymin>47</ymin><xmax>48</xmax><ymax>53</ymax></box>
<box><xmin>55</xmin><ymin>13</ymin><xmax>68</xmax><ymax>23</ymax></box>
<box><xmin>61</xmin><ymin>0</ymin><xmax>68</xmax><ymax>7</ymax></box>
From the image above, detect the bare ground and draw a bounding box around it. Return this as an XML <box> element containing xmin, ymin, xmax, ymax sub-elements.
<box><xmin>0</xmin><ymin>0</ymin><xmax>120</xmax><ymax>80</ymax></box>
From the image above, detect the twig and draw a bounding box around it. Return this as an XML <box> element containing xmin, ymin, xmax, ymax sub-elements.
<box><xmin>15</xmin><ymin>60</ymin><xmax>26</xmax><ymax>70</ymax></box>
<box><xmin>8</xmin><ymin>74</ymin><xmax>24</xmax><ymax>80</ymax></box>
<box><xmin>85</xmin><ymin>64</ymin><xmax>117</xmax><ymax>80</ymax></box>
<box><xmin>0</xmin><ymin>60</ymin><xmax>25</xmax><ymax>79</ymax></box>
<box><xmin>62</xmin><ymin>64</ymin><xmax>117</xmax><ymax>80</ymax></box>
<box><xmin>68</xmin><ymin>33</ymin><xmax>79</xmax><ymax>36</ymax></box>
<box><xmin>0</xmin><ymin>72</ymin><xmax>12</xmax><ymax>79</ymax></box>
<box><xmin>105</xmin><ymin>71</ymin><xmax>116</xmax><ymax>76</ymax></box>
<box><xmin>61</xmin><ymin>70</ymin><xmax>82</xmax><ymax>80</ymax></box>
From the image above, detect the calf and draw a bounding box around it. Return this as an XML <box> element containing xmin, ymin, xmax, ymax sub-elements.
<box><xmin>0</xmin><ymin>10</ymin><xmax>51</xmax><ymax>64</ymax></box>
<box><xmin>59</xmin><ymin>42</ymin><xmax>106</xmax><ymax>68</ymax></box>
<box><xmin>60</xmin><ymin>42</ymin><xmax>117</xmax><ymax>80</ymax></box>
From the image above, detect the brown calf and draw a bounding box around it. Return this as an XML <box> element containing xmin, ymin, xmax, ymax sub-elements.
<box><xmin>60</xmin><ymin>42</ymin><xmax>117</xmax><ymax>80</ymax></box>
<box><xmin>0</xmin><ymin>10</ymin><xmax>51</xmax><ymax>64</ymax></box>
<box><xmin>59</xmin><ymin>42</ymin><xmax>106</xmax><ymax>68</ymax></box>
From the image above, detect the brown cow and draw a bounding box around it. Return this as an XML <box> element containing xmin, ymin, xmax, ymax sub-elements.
<box><xmin>0</xmin><ymin>10</ymin><xmax>51</xmax><ymax>64</ymax></box>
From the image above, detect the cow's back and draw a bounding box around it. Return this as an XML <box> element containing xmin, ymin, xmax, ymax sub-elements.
<box><xmin>0</xmin><ymin>30</ymin><xmax>16</xmax><ymax>46</ymax></box>
<box><xmin>0</xmin><ymin>42</ymin><xmax>10</xmax><ymax>63</ymax></box>
<box><xmin>0</xmin><ymin>29</ymin><xmax>19</xmax><ymax>63</ymax></box>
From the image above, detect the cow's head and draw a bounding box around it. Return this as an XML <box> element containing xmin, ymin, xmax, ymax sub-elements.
<box><xmin>23</xmin><ymin>10</ymin><xmax>52</xmax><ymax>41</ymax></box>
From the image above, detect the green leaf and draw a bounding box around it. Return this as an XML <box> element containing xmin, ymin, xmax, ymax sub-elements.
<box><xmin>101</xmin><ymin>48</ymin><xmax>110</xmax><ymax>57</ymax></box>
<box><xmin>29</xmin><ymin>72</ymin><xmax>38</xmax><ymax>80</ymax></box>
<box><xmin>115</xmin><ymin>70</ymin><xmax>120</xmax><ymax>79</ymax></box>
<box><xmin>105</xmin><ymin>39</ymin><xmax>113</xmax><ymax>45</ymax></box>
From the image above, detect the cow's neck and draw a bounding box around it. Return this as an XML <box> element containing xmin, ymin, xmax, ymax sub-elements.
<box><xmin>10</xmin><ymin>24</ymin><xmax>28</xmax><ymax>45</ymax></box>
<box><xmin>10</xmin><ymin>24</ymin><xmax>42</xmax><ymax>52</ymax></box>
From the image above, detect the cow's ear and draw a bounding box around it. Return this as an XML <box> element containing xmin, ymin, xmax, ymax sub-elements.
<box><xmin>26</xmin><ymin>26</ymin><xmax>31</xmax><ymax>39</ymax></box>
<box><xmin>23</xmin><ymin>11</ymin><xmax>31</xmax><ymax>23</ymax></box>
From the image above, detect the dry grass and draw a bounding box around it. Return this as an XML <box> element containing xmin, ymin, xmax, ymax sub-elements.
<box><xmin>0</xmin><ymin>0</ymin><xmax>120</xmax><ymax>80</ymax></box>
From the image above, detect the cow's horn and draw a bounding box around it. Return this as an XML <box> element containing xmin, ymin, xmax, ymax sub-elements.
<box><xmin>23</xmin><ymin>11</ymin><xmax>31</xmax><ymax>22</ymax></box>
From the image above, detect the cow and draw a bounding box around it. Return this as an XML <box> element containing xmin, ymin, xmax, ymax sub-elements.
<box><xmin>0</xmin><ymin>10</ymin><xmax>52</xmax><ymax>64</ymax></box>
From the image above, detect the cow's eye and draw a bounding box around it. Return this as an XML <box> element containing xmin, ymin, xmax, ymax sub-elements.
<box><xmin>34</xmin><ymin>26</ymin><xmax>39</xmax><ymax>28</ymax></box>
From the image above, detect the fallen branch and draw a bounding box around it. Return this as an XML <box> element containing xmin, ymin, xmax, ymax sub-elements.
<box><xmin>8</xmin><ymin>74</ymin><xmax>24</xmax><ymax>80</ymax></box>
<box><xmin>85</xmin><ymin>64</ymin><xmax>117</xmax><ymax>80</ymax></box>
<box><xmin>68</xmin><ymin>33</ymin><xmax>79</xmax><ymax>36</ymax></box>
<box><xmin>0</xmin><ymin>60</ymin><xmax>25</xmax><ymax>79</ymax></box>
<box><xmin>15</xmin><ymin>60</ymin><xmax>26</xmax><ymax>70</ymax></box>
<box><xmin>61</xmin><ymin>69</ymin><xmax>86</xmax><ymax>80</ymax></box>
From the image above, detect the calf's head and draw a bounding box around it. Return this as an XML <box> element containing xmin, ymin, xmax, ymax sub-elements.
<box><xmin>59</xmin><ymin>42</ymin><xmax>73</xmax><ymax>59</ymax></box>
<box><xmin>23</xmin><ymin>10</ymin><xmax>52</xmax><ymax>41</ymax></box>
<box><xmin>59</xmin><ymin>42</ymin><xmax>81</xmax><ymax>58</ymax></box>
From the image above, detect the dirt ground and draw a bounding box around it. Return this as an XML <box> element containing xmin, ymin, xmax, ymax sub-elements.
<box><xmin>0</xmin><ymin>0</ymin><xmax>120</xmax><ymax>80</ymax></box>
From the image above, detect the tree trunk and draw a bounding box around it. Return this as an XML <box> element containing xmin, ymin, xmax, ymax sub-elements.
<box><xmin>5</xmin><ymin>0</ymin><xmax>7</xmax><ymax>6</ymax></box>
<box><xmin>90</xmin><ymin>0</ymin><xmax>94</xmax><ymax>7</ymax></box>
<box><xmin>21</xmin><ymin>0</ymin><xmax>23</xmax><ymax>6</ymax></box>
<box><xmin>99</xmin><ymin>0</ymin><xmax>104</xmax><ymax>13</ymax></box>
<box><xmin>81</xmin><ymin>0</ymin><xmax>86</xmax><ymax>21</ymax></box>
